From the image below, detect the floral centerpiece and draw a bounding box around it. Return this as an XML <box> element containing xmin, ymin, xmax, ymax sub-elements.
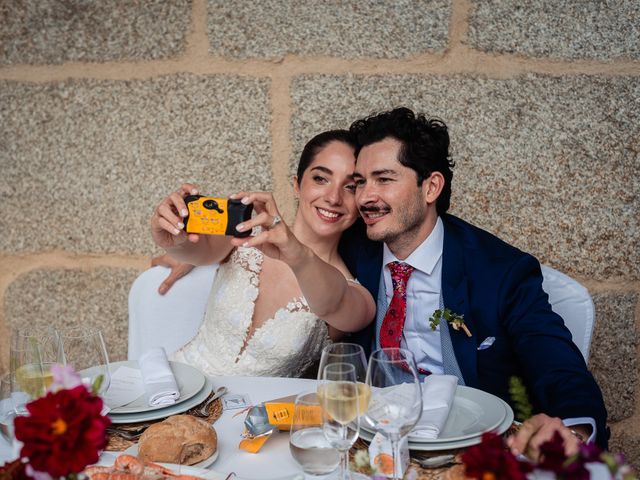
<box><xmin>462</xmin><ymin>431</ymin><xmax>636</xmax><ymax>480</ymax></box>
<box><xmin>0</xmin><ymin>364</ymin><xmax>111</xmax><ymax>480</ymax></box>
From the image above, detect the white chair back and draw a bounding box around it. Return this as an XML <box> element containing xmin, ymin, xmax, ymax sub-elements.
<box><xmin>540</xmin><ymin>264</ymin><xmax>595</xmax><ymax>361</ymax></box>
<box><xmin>128</xmin><ymin>264</ymin><xmax>218</xmax><ymax>360</ymax></box>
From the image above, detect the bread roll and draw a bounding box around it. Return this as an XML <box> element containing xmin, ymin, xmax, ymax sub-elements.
<box><xmin>138</xmin><ymin>415</ymin><xmax>217</xmax><ymax>466</ymax></box>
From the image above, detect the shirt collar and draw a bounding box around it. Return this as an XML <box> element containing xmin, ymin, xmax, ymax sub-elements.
<box><xmin>382</xmin><ymin>216</ymin><xmax>444</xmax><ymax>275</ymax></box>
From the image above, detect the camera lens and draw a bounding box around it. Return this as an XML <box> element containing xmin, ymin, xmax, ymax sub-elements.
<box><xmin>203</xmin><ymin>199</ymin><xmax>218</xmax><ymax>210</ymax></box>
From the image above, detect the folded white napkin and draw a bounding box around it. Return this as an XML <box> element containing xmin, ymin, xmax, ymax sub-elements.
<box><xmin>138</xmin><ymin>347</ymin><xmax>180</xmax><ymax>407</ymax></box>
<box><xmin>411</xmin><ymin>374</ymin><xmax>458</xmax><ymax>439</ymax></box>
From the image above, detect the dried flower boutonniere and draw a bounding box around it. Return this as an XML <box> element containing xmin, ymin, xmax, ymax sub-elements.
<box><xmin>429</xmin><ymin>308</ymin><xmax>472</xmax><ymax>337</ymax></box>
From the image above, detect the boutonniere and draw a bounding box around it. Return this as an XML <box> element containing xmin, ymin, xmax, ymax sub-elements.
<box><xmin>429</xmin><ymin>308</ymin><xmax>472</xmax><ymax>337</ymax></box>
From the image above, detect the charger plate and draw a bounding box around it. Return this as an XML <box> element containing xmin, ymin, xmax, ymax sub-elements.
<box><xmin>107</xmin><ymin>360</ymin><xmax>206</xmax><ymax>414</ymax></box>
<box><xmin>108</xmin><ymin>377</ymin><xmax>213</xmax><ymax>424</ymax></box>
<box><xmin>359</xmin><ymin>387</ymin><xmax>514</xmax><ymax>452</ymax></box>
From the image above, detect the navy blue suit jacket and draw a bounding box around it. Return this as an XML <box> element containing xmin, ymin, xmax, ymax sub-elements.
<box><xmin>339</xmin><ymin>214</ymin><xmax>608</xmax><ymax>448</ymax></box>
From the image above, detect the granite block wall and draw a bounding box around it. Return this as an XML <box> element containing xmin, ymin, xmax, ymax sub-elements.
<box><xmin>1</xmin><ymin>0</ymin><xmax>638</xmax><ymax>467</ymax></box>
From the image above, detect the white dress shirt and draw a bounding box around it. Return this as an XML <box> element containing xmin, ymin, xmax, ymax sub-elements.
<box><xmin>381</xmin><ymin>217</ymin><xmax>445</xmax><ymax>374</ymax></box>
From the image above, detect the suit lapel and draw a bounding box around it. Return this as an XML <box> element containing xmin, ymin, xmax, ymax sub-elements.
<box><xmin>441</xmin><ymin>217</ymin><xmax>478</xmax><ymax>387</ymax></box>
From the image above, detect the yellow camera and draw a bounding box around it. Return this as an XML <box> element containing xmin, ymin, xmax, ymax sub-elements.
<box><xmin>184</xmin><ymin>195</ymin><xmax>253</xmax><ymax>237</ymax></box>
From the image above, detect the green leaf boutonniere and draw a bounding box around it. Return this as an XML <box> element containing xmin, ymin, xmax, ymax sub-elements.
<box><xmin>429</xmin><ymin>308</ymin><xmax>472</xmax><ymax>337</ymax></box>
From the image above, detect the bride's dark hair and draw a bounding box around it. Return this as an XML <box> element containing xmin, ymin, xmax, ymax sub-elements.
<box><xmin>295</xmin><ymin>130</ymin><xmax>356</xmax><ymax>184</ymax></box>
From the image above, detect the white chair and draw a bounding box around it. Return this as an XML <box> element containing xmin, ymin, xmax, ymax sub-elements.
<box><xmin>541</xmin><ymin>264</ymin><xmax>595</xmax><ymax>361</ymax></box>
<box><xmin>127</xmin><ymin>264</ymin><xmax>218</xmax><ymax>360</ymax></box>
<box><xmin>126</xmin><ymin>262</ymin><xmax>595</xmax><ymax>362</ymax></box>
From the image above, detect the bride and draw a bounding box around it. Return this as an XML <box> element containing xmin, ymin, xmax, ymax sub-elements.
<box><xmin>149</xmin><ymin>130</ymin><xmax>376</xmax><ymax>377</ymax></box>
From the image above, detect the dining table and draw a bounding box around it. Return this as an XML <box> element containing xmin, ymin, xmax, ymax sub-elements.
<box><xmin>0</xmin><ymin>373</ymin><xmax>613</xmax><ymax>480</ymax></box>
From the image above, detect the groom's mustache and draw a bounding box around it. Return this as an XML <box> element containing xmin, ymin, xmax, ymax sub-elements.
<box><xmin>358</xmin><ymin>204</ymin><xmax>390</xmax><ymax>213</ymax></box>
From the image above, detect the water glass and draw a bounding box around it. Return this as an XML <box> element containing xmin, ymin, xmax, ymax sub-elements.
<box><xmin>57</xmin><ymin>327</ymin><xmax>111</xmax><ymax>396</ymax></box>
<box><xmin>289</xmin><ymin>391</ymin><xmax>339</xmax><ymax>475</ymax></box>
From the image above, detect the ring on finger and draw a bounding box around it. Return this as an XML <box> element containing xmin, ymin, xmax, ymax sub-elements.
<box><xmin>269</xmin><ymin>215</ymin><xmax>282</xmax><ymax>229</ymax></box>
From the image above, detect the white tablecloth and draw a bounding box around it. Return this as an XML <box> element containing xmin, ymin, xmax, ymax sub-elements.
<box><xmin>0</xmin><ymin>376</ymin><xmax>317</xmax><ymax>480</ymax></box>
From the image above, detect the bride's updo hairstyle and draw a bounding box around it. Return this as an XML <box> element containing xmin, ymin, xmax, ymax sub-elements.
<box><xmin>295</xmin><ymin>130</ymin><xmax>357</xmax><ymax>185</ymax></box>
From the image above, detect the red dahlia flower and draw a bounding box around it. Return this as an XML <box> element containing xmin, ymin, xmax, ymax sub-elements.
<box><xmin>462</xmin><ymin>432</ymin><xmax>533</xmax><ymax>480</ymax></box>
<box><xmin>14</xmin><ymin>385</ymin><xmax>110</xmax><ymax>478</ymax></box>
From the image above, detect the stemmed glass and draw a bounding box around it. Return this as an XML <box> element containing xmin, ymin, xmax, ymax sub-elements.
<box><xmin>9</xmin><ymin>327</ymin><xmax>62</xmax><ymax>414</ymax></box>
<box><xmin>1</xmin><ymin>374</ymin><xmax>15</xmax><ymax>443</ymax></box>
<box><xmin>57</xmin><ymin>327</ymin><xmax>111</xmax><ymax>397</ymax></box>
<box><xmin>362</xmin><ymin>348</ymin><xmax>423</xmax><ymax>480</ymax></box>
<box><xmin>317</xmin><ymin>343</ymin><xmax>370</xmax><ymax>419</ymax></box>
<box><xmin>317</xmin><ymin>343</ymin><xmax>368</xmax><ymax>384</ymax></box>
<box><xmin>318</xmin><ymin>363</ymin><xmax>366</xmax><ymax>480</ymax></box>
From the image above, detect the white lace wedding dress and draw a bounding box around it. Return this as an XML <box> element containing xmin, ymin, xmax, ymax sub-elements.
<box><xmin>171</xmin><ymin>247</ymin><xmax>331</xmax><ymax>377</ymax></box>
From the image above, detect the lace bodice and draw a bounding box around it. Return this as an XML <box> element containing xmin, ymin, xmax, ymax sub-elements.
<box><xmin>171</xmin><ymin>247</ymin><xmax>331</xmax><ymax>377</ymax></box>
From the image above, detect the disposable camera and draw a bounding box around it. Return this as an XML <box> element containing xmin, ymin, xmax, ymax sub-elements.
<box><xmin>183</xmin><ymin>195</ymin><xmax>253</xmax><ymax>238</ymax></box>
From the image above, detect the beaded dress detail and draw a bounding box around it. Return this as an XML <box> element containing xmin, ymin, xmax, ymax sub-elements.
<box><xmin>171</xmin><ymin>247</ymin><xmax>331</xmax><ymax>377</ymax></box>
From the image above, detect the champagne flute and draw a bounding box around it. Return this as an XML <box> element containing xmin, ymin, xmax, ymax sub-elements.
<box><xmin>318</xmin><ymin>363</ymin><xmax>366</xmax><ymax>480</ymax></box>
<box><xmin>57</xmin><ymin>327</ymin><xmax>111</xmax><ymax>396</ymax></box>
<box><xmin>289</xmin><ymin>391</ymin><xmax>340</xmax><ymax>475</ymax></box>
<box><xmin>10</xmin><ymin>327</ymin><xmax>62</xmax><ymax>414</ymax></box>
<box><xmin>317</xmin><ymin>343</ymin><xmax>371</xmax><ymax>417</ymax></box>
<box><xmin>363</xmin><ymin>348</ymin><xmax>423</xmax><ymax>480</ymax></box>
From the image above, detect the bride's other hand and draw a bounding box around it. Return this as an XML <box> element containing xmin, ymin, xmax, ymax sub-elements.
<box><xmin>151</xmin><ymin>254</ymin><xmax>195</xmax><ymax>295</ymax></box>
<box><xmin>151</xmin><ymin>183</ymin><xmax>201</xmax><ymax>249</ymax></box>
<box><xmin>229</xmin><ymin>191</ymin><xmax>310</xmax><ymax>267</ymax></box>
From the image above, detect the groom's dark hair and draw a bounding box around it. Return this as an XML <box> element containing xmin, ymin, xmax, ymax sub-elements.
<box><xmin>349</xmin><ymin>107</ymin><xmax>455</xmax><ymax>215</ymax></box>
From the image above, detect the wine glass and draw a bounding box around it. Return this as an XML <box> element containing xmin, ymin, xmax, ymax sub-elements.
<box><xmin>57</xmin><ymin>327</ymin><xmax>111</xmax><ymax>397</ymax></box>
<box><xmin>318</xmin><ymin>362</ymin><xmax>366</xmax><ymax>480</ymax></box>
<box><xmin>317</xmin><ymin>343</ymin><xmax>370</xmax><ymax>417</ymax></box>
<box><xmin>289</xmin><ymin>391</ymin><xmax>340</xmax><ymax>476</ymax></box>
<box><xmin>9</xmin><ymin>327</ymin><xmax>62</xmax><ymax>414</ymax></box>
<box><xmin>362</xmin><ymin>348</ymin><xmax>423</xmax><ymax>480</ymax></box>
<box><xmin>0</xmin><ymin>374</ymin><xmax>15</xmax><ymax>443</ymax></box>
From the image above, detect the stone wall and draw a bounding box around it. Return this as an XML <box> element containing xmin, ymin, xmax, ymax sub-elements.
<box><xmin>1</xmin><ymin>0</ymin><xmax>638</xmax><ymax>466</ymax></box>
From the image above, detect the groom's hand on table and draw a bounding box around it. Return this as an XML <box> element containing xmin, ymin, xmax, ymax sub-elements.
<box><xmin>151</xmin><ymin>254</ymin><xmax>195</xmax><ymax>295</ymax></box>
<box><xmin>506</xmin><ymin>413</ymin><xmax>590</xmax><ymax>462</ymax></box>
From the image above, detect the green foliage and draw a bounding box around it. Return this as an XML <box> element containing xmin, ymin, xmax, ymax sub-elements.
<box><xmin>91</xmin><ymin>374</ymin><xmax>104</xmax><ymax>395</ymax></box>
<box><xmin>429</xmin><ymin>308</ymin><xmax>464</xmax><ymax>330</ymax></box>
<box><xmin>509</xmin><ymin>376</ymin><xmax>533</xmax><ymax>422</ymax></box>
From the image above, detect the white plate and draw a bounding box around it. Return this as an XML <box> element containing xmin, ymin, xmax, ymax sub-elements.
<box><xmin>124</xmin><ymin>443</ymin><xmax>219</xmax><ymax>469</ymax></box>
<box><xmin>359</xmin><ymin>396</ymin><xmax>514</xmax><ymax>451</ymax></box>
<box><xmin>108</xmin><ymin>361</ymin><xmax>206</xmax><ymax>414</ymax></box>
<box><xmin>108</xmin><ymin>376</ymin><xmax>213</xmax><ymax>424</ymax></box>
<box><xmin>94</xmin><ymin>455</ymin><xmax>224</xmax><ymax>479</ymax></box>
<box><xmin>409</xmin><ymin>385</ymin><xmax>507</xmax><ymax>443</ymax></box>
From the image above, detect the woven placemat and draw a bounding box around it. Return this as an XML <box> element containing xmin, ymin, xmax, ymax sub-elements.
<box><xmin>106</xmin><ymin>395</ymin><xmax>223</xmax><ymax>451</ymax></box>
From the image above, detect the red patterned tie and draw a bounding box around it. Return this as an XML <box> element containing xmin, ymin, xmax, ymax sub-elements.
<box><xmin>380</xmin><ymin>261</ymin><xmax>415</xmax><ymax>349</ymax></box>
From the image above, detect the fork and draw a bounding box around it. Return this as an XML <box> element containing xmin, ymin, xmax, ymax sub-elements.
<box><xmin>192</xmin><ymin>386</ymin><xmax>228</xmax><ymax>417</ymax></box>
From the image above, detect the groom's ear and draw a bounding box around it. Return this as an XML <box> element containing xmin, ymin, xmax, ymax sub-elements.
<box><xmin>423</xmin><ymin>172</ymin><xmax>445</xmax><ymax>206</ymax></box>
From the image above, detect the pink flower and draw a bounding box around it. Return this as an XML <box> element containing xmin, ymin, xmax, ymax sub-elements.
<box><xmin>48</xmin><ymin>363</ymin><xmax>83</xmax><ymax>392</ymax></box>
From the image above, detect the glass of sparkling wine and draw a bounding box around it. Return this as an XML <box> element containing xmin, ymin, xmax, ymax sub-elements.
<box><xmin>10</xmin><ymin>327</ymin><xmax>61</xmax><ymax>414</ymax></box>
<box><xmin>319</xmin><ymin>363</ymin><xmax>367</xmax><ymax>480</ymax></box>
<box><xmin>289</xmin><ymin>391</ymin><xmax>340</xmax><ymax>475</ymax></box>
<box><xmin>317</xmin><ymin>343</ymin><xmax>370</xmax><ymax>414</ymax></box>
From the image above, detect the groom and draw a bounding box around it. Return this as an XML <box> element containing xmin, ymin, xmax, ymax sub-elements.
<box><xmin>339</xmin><ymin>107</ymin><xmax>608</xmax><ymax>455</ymax></box>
